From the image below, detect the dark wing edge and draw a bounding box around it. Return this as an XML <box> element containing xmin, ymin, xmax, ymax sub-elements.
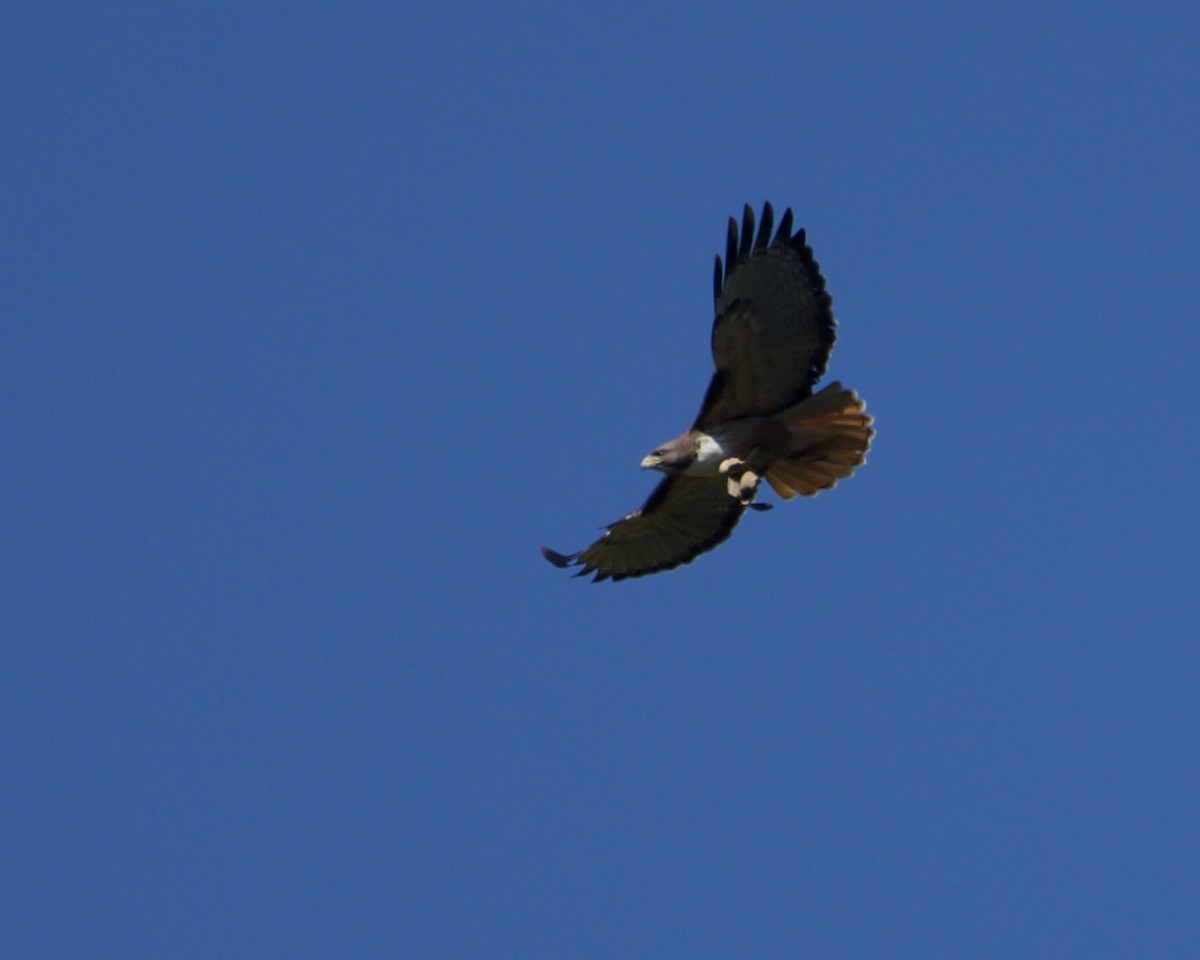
<box><xmin>699</xmin><ymin>202</ymin><xmax>836</xmax><ymax>427</ymax></box>
<box><xmin>713</xmin><ymin>202</ymin><xmax>810</xmax><ymax>303</ymax></box>
<box><xmin>540</xmin><ymin>476</ymin><xmax>751</xmax><ymax>583</ymax></box>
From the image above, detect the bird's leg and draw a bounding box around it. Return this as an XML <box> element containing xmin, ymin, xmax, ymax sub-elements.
<box><xmin>738</xmin><ymin>469</ymin><xmax>760</xmax><ymax>503</ymax></box>
<box><xmin>718</xmin><ymin>447</ymin><xmax>761</xmax><ymax>477</ymax></box>
<box><xmin>720</xmin><ymin>448</ymin><xmax>762</xmax><ymax>504</ymax></box>
<box><xmin>727</xmin><ymin>468</ymin><xmax>761</xmax><ymax>504</ymax></box>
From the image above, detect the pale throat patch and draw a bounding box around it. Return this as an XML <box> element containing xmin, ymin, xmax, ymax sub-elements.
<box><xmin>684</xmin><ymin>432</ymin><xmax>732</xmax><ymax>475</ymax></box>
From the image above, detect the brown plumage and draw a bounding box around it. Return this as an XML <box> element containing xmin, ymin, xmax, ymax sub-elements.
<box><xmin>542</xmin><ymin>203</ymin><xmax>873</xmax><ymax>582</ymax></box>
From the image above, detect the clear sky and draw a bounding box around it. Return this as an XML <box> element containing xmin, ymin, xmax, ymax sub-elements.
<box><xmin>5</xmin><ymin>2</ymin><xmax>1199</xmax><ymax>957</ymax></box>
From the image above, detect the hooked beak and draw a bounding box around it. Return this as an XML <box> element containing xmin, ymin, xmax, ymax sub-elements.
<box><xmin>640</xmin><ymin>455</ymin><xmax>656</xmax><ymax>470</ymax></box>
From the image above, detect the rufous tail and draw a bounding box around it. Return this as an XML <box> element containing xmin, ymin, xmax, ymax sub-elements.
<box><xmin>765</xmin><ymin>381</ymin><xmax>874</xmax><ymax>499</ymax></box>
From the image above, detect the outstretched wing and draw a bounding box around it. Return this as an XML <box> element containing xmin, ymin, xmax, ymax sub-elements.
<box><xmin>542</xmin><ymin>475</ymin><xmax>765</xmax><ymax>582</ymax></box>
<box><xmin>694</xmin><ymin>203</ymin><xmax>836</xmax><ymax>429</ymax></box>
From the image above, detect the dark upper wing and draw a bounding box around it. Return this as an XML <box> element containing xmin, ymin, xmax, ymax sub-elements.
<box><xmin>694</xmin><ymin>202</ymin><xmax>835</xmax><ymax>429</ymax></box>
<box><xmin>541</xmin><ymin>475</ymin><xmax>758</xmax><ymax>582</ymax></box>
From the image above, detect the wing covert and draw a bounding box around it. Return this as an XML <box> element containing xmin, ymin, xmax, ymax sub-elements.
<box><xmin>541</xmin><ymin>476</ymin><xmax>752</xmax><ymax>582</ymax></box>
<box><xmin>696</xmin><ymin>202</ymin><xmax>835</xmax><ymax>428</ymax></box>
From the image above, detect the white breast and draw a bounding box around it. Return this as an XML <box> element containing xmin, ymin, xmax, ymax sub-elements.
<box><xmin>684</xmin><ymin>432</ymin><xmax>732</xmax><ymax>476</ymax></box>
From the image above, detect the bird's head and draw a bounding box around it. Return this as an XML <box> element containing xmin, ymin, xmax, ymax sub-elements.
<box><xmin>641</xmin><ymin>433</ymin><xmax>696</xmax><ymax>475</ymax></box>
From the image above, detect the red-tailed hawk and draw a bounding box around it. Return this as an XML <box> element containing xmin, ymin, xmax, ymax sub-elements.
<box><xmin>543</xmin><ymin>202</ymin><xmax>873</xmax><ymax>582</ymax></box>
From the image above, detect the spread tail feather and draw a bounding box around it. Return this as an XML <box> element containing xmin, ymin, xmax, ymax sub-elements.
<box><xmin>766</xmin><ymin>382</ymin><xmax>874</xmax><ymax>500</ymax></box>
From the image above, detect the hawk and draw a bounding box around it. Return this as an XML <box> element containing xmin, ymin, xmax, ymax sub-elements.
<box><xmin>542</xmin><ymin>202</ymin><xmax>873</xmax><ymax>581</ymax></box>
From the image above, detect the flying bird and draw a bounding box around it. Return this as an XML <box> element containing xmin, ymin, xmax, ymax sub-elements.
<box><xmin>542</xmin><ymin>202</ymin><xmax>873</xmax><ymax>581</ymax></box>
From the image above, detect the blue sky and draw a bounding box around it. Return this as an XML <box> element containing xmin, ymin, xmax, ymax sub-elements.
<box><xmin>4</xmin><ymin>2</ymin><xmax>1199</xmax><ymax>957</ymax></box>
